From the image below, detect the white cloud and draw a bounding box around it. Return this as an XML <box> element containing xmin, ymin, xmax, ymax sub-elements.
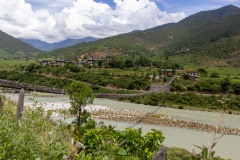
<box><xmin>0</xmin><ymin>0</ymin><xmax>186</xmax><ymax>43</ymax></box>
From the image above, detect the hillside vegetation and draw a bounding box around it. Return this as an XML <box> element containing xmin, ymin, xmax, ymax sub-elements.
<box><xmin>0</xmin><ymin>30</ymin><xmax>41</xmax><ymax>58</ymax></box>
<box><xmin>45</xmin><ymin>5</ymin><xmax>240</xmax><ymax>66</ymax></box>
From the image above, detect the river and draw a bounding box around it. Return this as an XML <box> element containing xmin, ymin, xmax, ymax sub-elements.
<box><xmin>1</xmin><ymin>89</ymin><xmax>240</xmax><ymax>160</ymax></box>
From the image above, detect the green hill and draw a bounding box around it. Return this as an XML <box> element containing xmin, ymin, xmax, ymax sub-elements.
<box><xmin>0</xmin><ymin>30</ymin><xmax>41</xmax><ymax>58</ymax></box>
<box><xmin>45</xmin><ymin>5</ymin><xmax>240</xmax><ymax>66</ymax></box>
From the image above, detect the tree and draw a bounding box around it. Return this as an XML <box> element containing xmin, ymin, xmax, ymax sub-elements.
<box><xmin>220</xmin><ymin>78</ymin><xmax>231</xmax><ymax>92</ymax></box>
<box><xmin>67</xmin><ymin>81</ymin><xmax>95</xmax><ymax>125</ymax></box>
<box><xmin>210</xmin><ymin>72</ymin><xmax>219</xmax><ymax>78</ymax></box>
<box><xmin>158</xmin><ymin>69</ymin><xmax>162</xmax><ymax>78</ymax></box>
<box><xmin>172</xmin><ymin>67</ymin><xmax>176</xmax><ymax>76</ymax></box>
<box><xmin>182</xmin><ymin>73</ymin><xmax>190</xmax><ymax>80</ymax></box>
<box><xmin>125</xmin><ymin>58</ymin><xmax>134</xmax><ymax>68</ymax></box>
<box><xmin>198</xmin><ymin>68</ymin><xmax>208</xmax><ymax>77</ymax></box>
<box><xmin>152</xmin><ymin>71</ymin><xmax>156</xmax><ymax>82</ymax></box>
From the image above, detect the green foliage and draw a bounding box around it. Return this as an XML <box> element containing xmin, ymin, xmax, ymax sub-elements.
<box><xmin>0</xmin><ymin>30</ymin><xmax>41</xmax><ymax>58</ymax></box>
<box><xmin>220</xmin><ymin>78</ymin><xmax>230</xmax><ymax>92</ymax></box>
<box><xmin>71</xmin><ymin>120</ymin><xmax>165</xmax><ymax>160</ymax></box>
<box><xmin>192</xmin><ymin>145</ymin><xmax>218</xmax><ymax>160</ymax></box>
<box><xmin>0</xmin><ymin>99</ymin><xmax>68</xmax><ymax>159</ymax></box>
<box><xmin>120</xmin><ymin>92</ymin><xmax>240</xmax><ymax>110</ymax></box>
<box><xmin>33</xmin><ymin>65</ymin><xmax>151</xmax><ymax>90</ymax></box>
<box><xmin>198</xmin><ymin>68</ymin><xmax>208</xmax><ymax>77</ymax></box>
<box><xmin>67</xmin><ymin>81</ymin><xmax>95</xmax><ymax>125</ymax></box>
<box><xmin>232</xmin><ymin>83</ymin><xmax>240</xmax><ymax>94</ymax></box>
<box><xmin>210</xmin><ymin>72</ymin><xmax>219</xmax><ymax>78</ymax></box>
<box><xmin>182</xmin><ymin>73</ymin><xmax>190</xmax><ymax>80</ymax></box>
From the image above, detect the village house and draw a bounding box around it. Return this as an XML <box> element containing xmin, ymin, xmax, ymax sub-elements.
<box><xmin>76</xmin><ymin>61</ymin><xmax>88</xmax><ymax>67</ymax></box>
<box><xmin>186</xmin><ymin>70</ymin><xmax>198</xmax><ymax>78</ymax></box>
<box><xmin>86</xmin><ymin>56</ymin><xmax>99</xmax><ymax>65</ymax></box>
<box><xmin>160</xmin><ymin>69</ymin><xmax>176</xmax><ymax>77</ymax></box>
<box><xmin>186</xmin><ymin>70</ymin><xmax>198</xmax><ymax>77</ymax></box>
<box><xmin>41</xmin><ymin>60</ymin><xmax>72</xmax><ymax>66</ymax></box>
<box><xmin>41</xmin><ymin>60</ymin><xmax>50</xmax><ymax>66</ymax></box>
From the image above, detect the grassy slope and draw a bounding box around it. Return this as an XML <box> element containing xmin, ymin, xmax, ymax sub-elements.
<box><xmin>0</xmin><ymin>30</ymin><xmax>42</xmax><ymax>58</ymax></box>
<box><xmin>0</xmin><ymin>59</ymin><xmax>35</xmax><ymax>71</ymax></box>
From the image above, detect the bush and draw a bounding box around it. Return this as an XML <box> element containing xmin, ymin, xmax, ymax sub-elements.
<box><xmin>178</xmin><ymin>105</ymin><xmax>184</xmax><ymax>109</ymax></box>
<box><xmin>209</xmin><ymin>106</ymin><xmax>218</xmax><ymax>110</ymax></box>
<box><xmin>73</xmin><ymin>121</ymin><xmax>165</xmax><ymax>159</ymax></box>
<box><xmin>0</xmin><ymin>101</ymin><xmax>68</xmax><ymax>159</ymax></box>
<box><xmin>210</xmin><ymin>72</ymin><xmax>219</xmax><ymax>78</ymax></box>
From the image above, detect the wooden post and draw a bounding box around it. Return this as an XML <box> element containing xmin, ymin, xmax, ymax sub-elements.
<box><xmin>17</xmin><ymin>88</ymin><xmax>25</xmax><ymax>120</ymax></box>
<box><xmin>0</xmin><ymin>96</ymin><xmax>3</xmax><ymax>113</ymax></box>
<box><xmin>152</xmin><ymin>147</ymin><xmax>167</xmax><ymax>160</ymax></box>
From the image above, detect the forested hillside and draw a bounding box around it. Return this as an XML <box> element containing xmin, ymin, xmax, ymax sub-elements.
<box><xmin>0</xmin><ymin>30</ymin><xmax>41</xmax><ymax>58</ymax></box>
<box><xmin>44</xmin><ymin>5</ymin><xmax>240</xmax><ymax>66</ymax></box>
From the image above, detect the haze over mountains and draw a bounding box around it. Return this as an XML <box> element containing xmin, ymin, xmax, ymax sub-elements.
<box><xmin>20</xmin><ymin>37</ymin><xmax>98</xmax><ymax>52</ymax></box>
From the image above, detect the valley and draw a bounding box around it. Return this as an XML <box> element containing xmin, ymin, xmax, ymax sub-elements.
<box><xmin>0</xmin><ymin>4</ymin><xmax>240</xmax><ymax>160</ymax></box>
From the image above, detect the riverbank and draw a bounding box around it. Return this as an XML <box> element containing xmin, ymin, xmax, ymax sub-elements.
<box><xmin>1</xmin><ymin>90</ymin><xmax>240</xmax><ymax>159</ymax></box>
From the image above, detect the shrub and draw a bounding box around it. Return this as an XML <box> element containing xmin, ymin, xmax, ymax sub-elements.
<box><xmin>210</xmin><ymin>72</ymin><xmax>219</xmax><ymax>78</ymax></box>
<box><xmin>0</xmin><ymin>101</ymin><xmax>68</xmax><ymax>159</ymax></box>
<box><xmin>179</xmin><ymin>105</ymin><xmax>184</xmax><ymax>109</ymax></box>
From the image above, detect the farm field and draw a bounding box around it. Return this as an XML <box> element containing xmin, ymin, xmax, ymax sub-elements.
<box><xmin>0</xmin><ymin>59</ymin><xmax>35</xmax><ymax>71</ymax></box>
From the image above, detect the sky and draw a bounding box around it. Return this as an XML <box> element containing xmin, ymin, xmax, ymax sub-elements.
<box><xmin>0</xmin><ymin>0</ymin><xmax>240</xmax><ymax>43</ymax></box>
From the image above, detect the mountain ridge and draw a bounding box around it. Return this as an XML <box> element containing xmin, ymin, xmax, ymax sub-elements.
<box><xmin>44</xmin><ymin>5</ymin><xmax>240</xmax><ymax>60</ymax></box>
<box><xmin>20</xmin><ymin>37</ymin><xmax>98</xmax><ymax>52</ymax></box>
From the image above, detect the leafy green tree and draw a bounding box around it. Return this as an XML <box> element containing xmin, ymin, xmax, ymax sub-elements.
<box><xmin>26</xmin><ymin>63</ymin><xmax>37</xmax><ymax>72</ymax></box>
<box><xmin>67</xmin><ymin>81</ymin><xmax>95</xmax><ymax>125</ymax></box>
<box><xmin>152</xmin><ymin>71</ymin><xmax>156</xmax><ymax>82</ymax></box>
<box><xmin>198</xmin><ymin>68</ymin><xmax>208</xmax><ymax>77</ymax></box>
<box><xmin>172</xmin><ymin>67</ymin><xmax>176</xmax><ymax>76</ymax></box>
<box><xmin>232</xmin><ymin>83</ymin><xmax>240</xmax><ymax>94</ymax></box>
<box><xmin>220</xmin><ymin>78</ymin><xmax>230</xmax><ymax>92</ymax></box>
<box><xmin>125</xmin><ymin>58</ymin><xmax>134</xmax><ymax>68</ymax></box>
<box><xmin>158</xmin><ymin>69</ymin><xmax>163</xmax><ymax>78</ymax></box>
<box><xmin>135</xmin><ymin>56</ymin><xmax>151</xmax><ymax>67</ymax></box>
<box><xmin>210</xmin><ymin>72</ymin><xmax>219</xmax><ymax>78</ymax></box>
<box><xmin>97</xmin><ymin>60</ymin><xmax>103</xmax><ymax>68</ymax></box>
<box><xmin>163</xmin><ymin>67</ymin><xmax>167</xmax><ymax>77</ymax></box>
<box><xmin>182</xmin><ymin>73</ymin><xmax>190</xmax><ymax>80</ymax></box>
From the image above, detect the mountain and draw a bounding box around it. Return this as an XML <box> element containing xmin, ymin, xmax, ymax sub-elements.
<box><xmin>20</xmin><ymin>37</ymin><xmax>98</xmax><ymax>52</ymax></box>
<box><xmin>0</xmin><ymin>30</ymin><xmax>40</xmax><ymax>58</ymax></box>
<box><xmin>45</xmin><ymin>5</ymin><xmax>240</xmax><ymax>66</ymax></box>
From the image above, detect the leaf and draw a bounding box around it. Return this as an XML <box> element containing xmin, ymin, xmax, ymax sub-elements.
<box><xmin>202</xmin><ymin>148</ymin><xmax>208</xmax><ymax>158</ymax></box>
<box><xmin>211</xmin><ymin>151</ymin><xmax>216</xmax><ymax>157</ymax></box>
<box><xmin>118</xmin><ymin>148</ymin><xmax>127</xmax><ymax>156</ymax></box>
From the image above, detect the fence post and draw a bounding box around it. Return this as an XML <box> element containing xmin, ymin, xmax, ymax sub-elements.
<box><xmin>17</xmin><ymin>88</ymin><xmax>25</xmax><ymax>120</ymax></box>
<box><xmin>0</xmin><ymin>96</ymin><xmax>3</xmax><ymax>114</ymax></box>
<box><xmin>152</xmin><ymin>147</ymin><xmax>167</xmax><ymax>160</ymax></box>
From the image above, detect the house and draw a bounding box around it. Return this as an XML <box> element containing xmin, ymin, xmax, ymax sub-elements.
<box><xmin>64</xmin><ymin>60</ymin><xmax>71</xmax><ymax>64</ymax></box>
<box><xmin>55</xmin><ymin>60</ymin><xmax>72</xmax><ymax>66</ymax></box>
<box><xmin>160</xmin><ymin>69</ymin><xmax>176</xmax><ymax>77</ymax></box>
<box><xmin>76</xmin><ymin>61</ymin><xmax>88</xmax><ymax>67</ymax></box>
<box><xmin>56</xmin><ymin>60</ymin><xmax>65</xmax><ymax>66</ymax></box>
<box><xmin>186</xmin><ymin>70</ymin><xmax>198</xmax><ymax>77</ymax></box>
<box><xmin>86</xmin><ymin>56</ymin><xmax>99</xmax><ymax>65</ymax></box>
<box><xmin>41</xmin><ymin>60</ymin><xmax>50</xmax><ymax>66</ymax></box>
